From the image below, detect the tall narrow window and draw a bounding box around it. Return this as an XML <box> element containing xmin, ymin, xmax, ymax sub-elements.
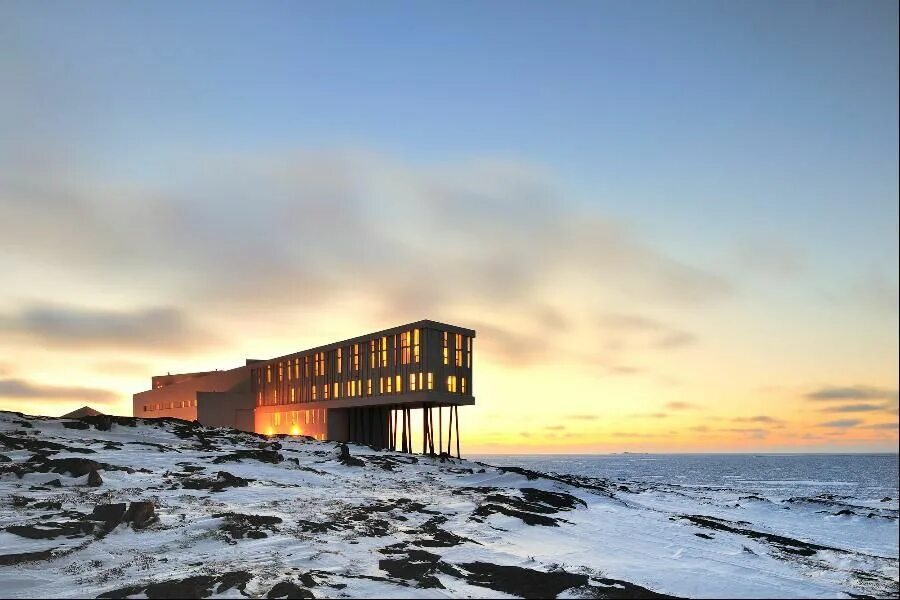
<box><xmin>418</xmin><ymin>372</ymin><xmax>423</xmax><ymax>390</ymax></box>
<box><xmin>324</xmin><ymin>384</ymin><xmax>329</xmax><ymax>399</ymax></box>
<box><xmin>400</xmin><ymin>331</ymin><xmax>411</xmax><ymax>364</ymax></box>
<box><xmin>386</xmin><ymin>376</ymin><xmax>393</xmax><ymax>393</ymax></box>
<box><xmin>266</xmin><ymin>365</ymin><xmax>272</xmax><ymax>383</ymax></box>
<box><xmin>379</xmin><ymin>377</ymin><xmax>384</xmax><ymax>394</ymax></box>
<box><xmin>312</xmin><ymin>385</ymin><xmax>317</xmax><ymax>400</ymax></box>
<box><xmin>381</xmin><ymin>337</ymin><xmax>388</xmax><ymax>367</ymax></box>
<box><xmin>353</xmin><ymin>344</ymin><xmax>359</xmax><ymax>371</ymax></box>
<box><xmin>409</xmin><ymin>372</ymin><xmax>416</xmax><ymax>391</ymax></box>
<box><xmin>278</xmin><ymin>362</ymin><xmax>284</xmax><ymax>382</ymax></box>
<box><xmin>446</xmin><ymin>375</ymin><xmax>457</xmax><ymax>393</ymax></box>
<box><xmin>305</xmin><ymin>356</ymin><xmax>309</xmax><ymax>377</ymax></box>
<box><xmin>290</xmin><ymin>388</ymin><xmax>295</xmax><ymax>403</ymax></box>
<box><xmin>427</xmin><ymin>372</ymin><xmax>434</xmax><ymax>390</ymax></box>
<box><xmin>367</xmin><ymin>379</ymin><xmax>373</xmax><ymax>395</ymax></box>
<box><xmin>370</xmin><ymin>340</ymin><xmax>376</xmax><ymax>368</ymax></box>
<box><xmin>442</xmin><ymin>332</ymin><xmax>449</xmax><ymax>365</ymax></box>
<box><xmin>467</xmin><ymin>337</ymin><xmax>472</xmax><ymax>368</ymax></box>
<box><xmin>413</xmin><ymin>328</ymin><xmax>420</xmax><ymax>363</ymax></box>
<box><xmin>294</xmin><ymin>358</ymin><xmax>300</xmax><ymax>379</ymax></box>
<box><xmin>455</xmin><ymin>333</ymin><xmax>463</xmax><ymax>367</ymax></box>
<box><xmin>337</xmin><ymin>348</ymin><xmax>342</xmax><ymax>373</ymax></box>
<box><xmin>461</xmin><ymin>377</ymin><xmax>466</xmax><ymax>395</ymax></box>
<box><xmin>333</xmin><ymin>382</ymin><xmax>339</xmax><ymax>398</ymax></box>
<box><xmin>395</xmin><ymin>374</ymin><xmax>402</xmax><ymax>393</ymax></box>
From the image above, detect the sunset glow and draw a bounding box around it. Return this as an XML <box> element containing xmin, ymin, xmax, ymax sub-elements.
<box><xmin>0</xmin><ymin>1</ymin><xmax>896</xmax><ymax>453</ymax></box>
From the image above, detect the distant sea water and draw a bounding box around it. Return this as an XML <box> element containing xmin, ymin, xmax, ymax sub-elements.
<box><xmin>471</xmin><ymin>453</ymin><xmax>900</xmax><ymax>503</ymax></box>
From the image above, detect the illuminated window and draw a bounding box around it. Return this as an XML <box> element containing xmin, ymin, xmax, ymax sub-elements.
<box><xmin>353</xmin><ymin>344</ymin><xmax>359</xmax><ymax>371</ymax></box>
<box><xmin>337</xmin><ymin>348</ymin><xmax>342</xmax><ymax>373</ymax></box>
<box><xmin>427</xmin><ymin>372</ymin><xmax>434</xmax><ymax>390</ymax></box>
<box><xmin>294</xmin><ymin>358</ymin><xmax>300</xmax><ymax>379</ymax></box>
<box><xmin>455</xmin><ymin>333</ymin><xmax>463</xmax><ymax>367</ymax></box>
<box><xmin>266</xmin><ymin>365</ymin><xmax>272</xmax><ymax>383</ymax></box>
<box><xmin>409</xmin><ymin>373</ymin><xmax>416</xmax><ymax>391</ymax></box>
<box><xmin>257</xmin><ymin>392</ymin><xmax>262</xmax><ymax>406</ymax></box>
<box><xmin>324</xmin><ymin>384</ymin><xmax>329</xmax><ymax>399</ymax></box>
<box><xmin>290</xmin><ymin>388</ymin><xmax>295</xmax><ymax>403</ymax></box>
<box><xmin>333</xmin><ymin>382</ymin><xmax>339</xmax><ymax>398</ymax></box>
<box><xmin>274</xmin><ymin>412</ymin><xmax>281</xmax><ymax>426</ymax></box>
<box><xmin>274</xmin><ymin>389</ymin><xmax>278</xmax><ymax>403</ymax></box>
<box><xmin>395</xmin><ymin>374</ymin><xmax>402</xmax><ymax>393</ymax></box>
<box><xmin>414</xmin><ymin>328</ymin><xmax>420</xmax><ymax>363</ymax></box>
<box><xmin>370</xmin><ymin>340</ymin><xmax>376</xmax><ymax>368</ymax></box>
<box><xmin>312</xmin><ymin>385</ymin><xmax>317</xmax><ymax>401</ymax></box>
<box><xmin>418</xmin><ymin>372</ymin><xmax>423</xmax><ymax>390</ymax></box>
<box><xmin>447</xmin><ymin>375</ymin><xmax>457</xmax><ymax>393</ymax></box>
<box><xmin>304</xmin><ymin>356</ymin><xmax>309</xmax><ymax>377</ymax></box>
<box><xmin>386</xmin><ymin>376</ymin><xmax>393</xmax><ymax>393</ymax></box>
<box><xmin>467</xmin><ymin>337</ymin><xmax>472</xmax><ymax>368</ymax></box>
<box><xmin>400</xmin><ymin>331</ymin><xmax>411</xmax><ymax>364</ymax></box>
<box><xmin>380</xmin><ymin>337</ymin><xmax>388</xmax><ymax>367</ymax></box>
<box><xmin>379</xmin><ymin>377</ymin><xmax>384</xmax><ymax>394</ymax></box>
<box><xmin>443</xmin><ymin>332</ymin><xmax>449</xmax><ymax>365</ymax></box>
<box><xmin>279</xmin><ymin>362</ymin><xmax>284</xmax><ymax>382</ymax></box>
<box><xmin>367</xmin><ymin>379</ymin><xmax>373</xmax><ymax>395</ymax></box>
<box><xmin>461</xmin><ymin>377</ymin><xmax>466</xmax><ymax>394</ymax></box>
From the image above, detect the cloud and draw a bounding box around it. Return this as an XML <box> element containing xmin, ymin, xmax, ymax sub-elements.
<box><xmin>805</xmin><ymin>386</ymin><xmax>898</xmax><ymax>402</ymax></box>
<box><xmin>0</xmin><ymin>304</ymin><xmax>219</xmax><ymax>351</ymax></box>
<box><xmin>544</xmin><ymin>425</ymin><xmax>566</xmax><ymax>431</ymax></box>
<box><xmin>819</xmin><ymin>403</ymin><xmax>890</xmax><ymax>413</ymax></box>
<box><xmin>631</xmin><ymin>412</ymin><xmax>668</xmax><ymax>419</ymax></box>
<box><xmin>819</xmin><ymin>419</ymin><xmax>863</xmax><ymax>429</ymax></box>
<box><xmin>0</xmin><ymin>149</ymin><xmax>730</xmax><ymax>370</ymax></box>
<box><xmin>723</xmin><ymin>427</ymin><xmax>770</xmax><ymax>439</ymax></box>
<box><xmin>596</xmin><ymin>313</ymin><xmax>699</xmax><ymax>351</ymax></box>
<box><xmin>565</xmin><ymin>414</ymin><xmax>600</xmax><ymax>421</ymax></box>
<box><xmin>860</xmin><ymin>423</ymin><xmax>899</xmax><ymax>431</ymax></box>
<box><xmin>665</xmin><ymin>401</ymin><xmax>699</xmax><ymax>410</ymax></box>
<box><xmin>732</xmin><ymin>415</ymin><xmax>782</xmax><ymax>423</ymax></box>
<box><xmin>0</xmin><ymin>378</ymin><xmax>118</xmax><ymax>405</ymax></box>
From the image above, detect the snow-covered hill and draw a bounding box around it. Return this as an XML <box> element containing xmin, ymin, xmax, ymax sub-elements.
<box><xmin>0</xmin><ymin>411</ymin><xmax>897</xmax><ymax>599</ymax></box>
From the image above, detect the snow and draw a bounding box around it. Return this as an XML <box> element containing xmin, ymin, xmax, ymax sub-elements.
<box><xmin>0</xmin><ymin>411</ymin><xmax>897</xmax><ymax>599</ymax></box>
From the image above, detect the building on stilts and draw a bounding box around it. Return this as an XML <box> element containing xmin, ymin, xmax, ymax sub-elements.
<box><xmin>132</xmin><ymin>320</ymin><xmax>475</xmax><ymax>457</ymax></box>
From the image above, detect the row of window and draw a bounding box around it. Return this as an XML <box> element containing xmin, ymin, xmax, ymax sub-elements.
<box><xmin>258</xmin><ymin>329</ymin><xmax>471</xmax><ymax>386</ymax></box>
<box><xmin>443</xmin><ymin>332</ymin><xmax>472</xmax><ymax>367</ymax></box>
<box><xmin>256</xmin><ymin>372</ymin><xmax>468</xmax><ymax>406</ymax></box>
<box><xmin>143</xmin><ymin>399</ymin><xmax>197</xmax><ymax>412</ymax></box>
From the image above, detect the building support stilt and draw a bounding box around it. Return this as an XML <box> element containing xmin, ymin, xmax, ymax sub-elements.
<box><xmin>454</xmin><ymin>405</ymin><xmax>460</xmax><ymax>459</ymax></box>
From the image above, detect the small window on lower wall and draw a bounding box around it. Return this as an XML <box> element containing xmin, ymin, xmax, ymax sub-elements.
<box><xmin>427</xmin><ymin>373</ymin><xmax>433</xmax><ymax>390</ymax></box>
<box><xmin>447</xmin><ymin>375</ymin><xmax>457</xmax><ymax>393</ymax></box>
<box><xmin>461</xmin><ymin>377</ymin><xmax>466</xmax><ymax>394</ymax></box>
<box><xmin>409</xmin><ymin>373</ymin><xmax>416</xmax><ymax>391</ymax></box>
<box><xmin>395</xmin><ymin>375</ymin><xmax>402</xmax><ymax>393</ymax></box>
<box><xmin>367</xmin><ymin>378</ymin><xmax>373</xmax><ymax>395</ymax></box>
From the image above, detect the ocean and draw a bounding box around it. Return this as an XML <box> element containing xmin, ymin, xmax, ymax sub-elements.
<box><xmin>471</xmin><ymin>453</ymin><xmax>900</xmax><ymax>503</ymax></box>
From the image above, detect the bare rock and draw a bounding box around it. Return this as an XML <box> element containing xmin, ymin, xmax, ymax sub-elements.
<box><xmin>87</xmin><ymin>468</ymin><xmax>103</xmax><ymax>487</ymax></box>
<box><xmin>123</xmin><ymin>501</ymin><xmax>157</xmax><ymax>529</ymax></box>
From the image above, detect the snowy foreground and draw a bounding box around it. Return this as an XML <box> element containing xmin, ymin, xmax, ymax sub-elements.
<box><xmin>0</xmin><ymin>412</ymin><xmax>897</xmax><ymax>599</ymax></box>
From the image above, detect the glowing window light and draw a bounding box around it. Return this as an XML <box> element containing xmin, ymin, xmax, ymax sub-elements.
<box><xmin>414</xmin><ymin>328</ymin><xmax>420</xmax><ymax>363</ymax></box>
<box><xmin>367</xmin><ymin>379</ymin><xmax>373</xmax><ymax>395</ymax></box>
<box><xmin>409</xmin><ymin>373</ymin><xmax>416</xmax><ymax>391</ymax></box>
<box><xmin>443</xmin><ymin>332</ymin><xmax>449</xmax><ymax>365</ymax></box>
<box><xmin>337</xmin><ymin>348</ymin><xmax>342</xmax><ymax>373</ymax></box>
<box><xmin>461</xmin><ymin>377</ymin><xmax>466</xmax><ymax>395</ymax></box>
<box><xmin>395</xmin><ymin>374</ymin><xmax>402</xmax><ymax>393</ymax></box>
<box><xmin>427</xmin><ymin>373</ymin><xmax>433</xmax><ymax>390</ymax></box>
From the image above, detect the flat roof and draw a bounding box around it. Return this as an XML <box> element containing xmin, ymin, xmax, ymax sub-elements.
<box><xmin>250</xmin><ymin>319</ymin><xmax>476</xmax><ymax>368</ymax></box>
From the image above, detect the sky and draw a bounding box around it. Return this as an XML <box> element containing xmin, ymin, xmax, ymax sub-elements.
<box><xmin>0</xmin><ymin>0</ymin><xmax>897</xmax><ymax>453</ymax></box>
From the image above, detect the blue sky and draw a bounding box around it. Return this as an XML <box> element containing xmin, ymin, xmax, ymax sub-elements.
<box><xmin>1</xmin><ymin>1</ymin><xmax>897</xmax><ymax>451</ymax></box>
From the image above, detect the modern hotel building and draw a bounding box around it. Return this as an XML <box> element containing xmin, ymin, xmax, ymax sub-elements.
<box><xmin>132</xmin><ymin>320</ymin><xmax>475</xmax><ymax>453</ymax></box>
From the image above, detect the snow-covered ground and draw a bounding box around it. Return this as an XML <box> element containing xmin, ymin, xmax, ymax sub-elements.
<box><xmin>0</xmin><ymin>411</ymin><xmax>897</xmax><ymax>599</ymax></box>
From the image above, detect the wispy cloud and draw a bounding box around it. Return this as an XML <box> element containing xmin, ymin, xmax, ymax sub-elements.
<box><xmin>0</xmin><ymin>378</ymin><xmax>118</xmax><ymax>405</ymax></box>
<box><xmin>665</xmin><ymin>401</ymin><xmax>700</xmax><ymax>411</ymax></box>
<box><xmin>0</xmin><ymin>304</ymin><xmax>219</xmax><ymax>351</ymax></box>
<box><xmin>732</xmin><ymin>415</ymin><xmax>782</xmax><ymax>424</ymax></box>
<box><xmin>819</xmin><ymin>419</ymin><xmax>863</xmax><ymax>429</ymax></box>
<box><xmin>805</xmin><ymin>386</ymin><xmax>898</xmax><ymax>402</ymax></box>
<box><xmin>819</xmin><ymin>403</ymin><xmax>890</xmax><ymax>413</ymax></box>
